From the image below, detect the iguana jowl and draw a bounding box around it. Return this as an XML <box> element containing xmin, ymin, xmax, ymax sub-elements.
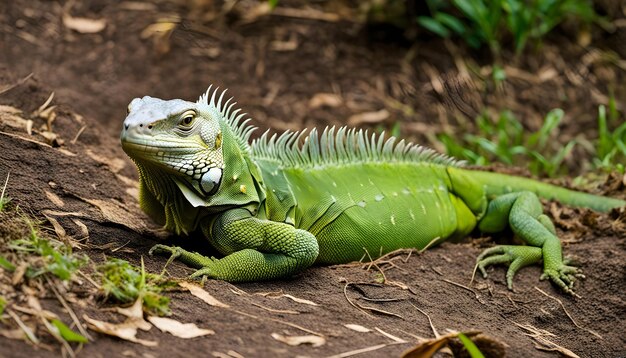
<box><xmin>120</xmin><ymin>87</ymin><xmax>625</xmax><ymax>294</ymax></box>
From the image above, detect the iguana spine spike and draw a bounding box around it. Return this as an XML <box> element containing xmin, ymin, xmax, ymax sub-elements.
<box><xmin>251</xmin><ymin>126</ymin><xmax>463</xmax><ymax>168</ymax></box>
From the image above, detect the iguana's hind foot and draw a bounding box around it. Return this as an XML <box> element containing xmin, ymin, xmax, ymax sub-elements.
<box><xmin>476</xmin><ymin>191</ymin><xmax>584</xmax><ymax>295</ymax></box>
<box><xmin>476</xmin><ymin>245</ymin><xmax>541</xmax><ymax>290</ymax></box>
<box><xmin>476</xmin><ymin>245</ymin><xmax>583</xmax><ymax>295</ymax></box>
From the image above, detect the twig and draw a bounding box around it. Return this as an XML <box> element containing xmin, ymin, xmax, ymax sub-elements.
<box><xmin>40</xmin><ymin>315</ymin><xmax>75</xmax><ymax>358</ymax></box>
<box><xmin>534</xmin><ymin>286</ymin><xmax>602</xmax><ymax>339</ymax></box>
<box><xmin>410</xmin><ymin>303</ymin><xmax>439</xmax><ymax>338</ymax></box>
<box><xmin>7</xmin><ymin>309</ymin><xmax>39</xmax><ymax>344</ymax></box>
<box><xmin>0</xmin><ymin>171</ymin><xmax>9</xmax><ymax>204</ymax></box>
<box><xmin>71</xmin><ymin>126</ymin><xmax>86</xmax><ymax>144</ymax></box>
<box><xmin>46</xmin><ymin>276</ymin><xmax>93</xmax><ymax>340</ymax></box>
<box><xmin>343</xmin><ymin>282</ymin><xmax>372</xmax><ymax>317</ymax></box>
<box><xmin>361</xmin><ymin>297</ymin><xmax>404</xmax><ymax>303</ymax></box>
<box><xmin>77</xmin><ymin>270</ymin><xmax>100</xmax><ymax>289</ymax></box>
<box><xmin>0</xmin><ymin>73</ymin><xmax>33</xmax><ymax>95</ymax></box>
<box><xmin>0</xmin><ymin>130</ymin><xmax>52</xmax><ymax>148</ymax></box>
<box><xmin>230</xmin><ymin>309</ymin><xmax>322</xmax><ymax>336</ymax></box>
<box><xmin>250</xmin><ymin>302</ymin><xmax>300</xmax><ymax>315</ymax></box>
<box><xmin>375</xmin><ymin>327</ymin><xmax>407</xmax><ymax>343</ymax></box>
<box><xmin>443</xmin><ymin>278</ymin><xmax>479</xmax><ymax>300</ymax></box>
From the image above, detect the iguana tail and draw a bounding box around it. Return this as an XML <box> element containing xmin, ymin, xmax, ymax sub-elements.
<box><xmin>463</xmin><ymin>169</ymin><xmax>625</xmax><ymax>213</ymax></box>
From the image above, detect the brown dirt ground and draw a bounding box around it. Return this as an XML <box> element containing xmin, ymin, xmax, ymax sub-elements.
<box><xmin>1</xmin><ymin>0</ymin><xmax>626</xmax><ymax>357</ymax></box>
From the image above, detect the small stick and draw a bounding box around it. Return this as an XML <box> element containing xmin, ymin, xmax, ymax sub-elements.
<box><xmin>0</xmin><ymin>73</ymin><xmax>33</xmax><ymax>95</ymax></box>
<box><xmin>46</xmin><ymin>276</ymin><xmax>93</xmax><ymax>340</ymax></box>
<box><xmin>7</xmin><ymin>309</ymin><xmax>40</xmax><ymax>344</ymax></box>
<box><xmin>410</xmin><ymin>303</ymin><xmax>439</xmax><ymax>338</ymax></box>
<box><xmin>534</xmin><ymin>286</ymin><xmax>602</xmax><ymax>339</ymax></box>
<box><xmin>443</xmin><ymin>278</ymin><xmax>479</xmax><ymax>300</ymax></box>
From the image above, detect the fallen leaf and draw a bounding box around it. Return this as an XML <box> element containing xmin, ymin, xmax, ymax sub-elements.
<box><xmin>86</xmin><ymin>150</ymin><xmax>127</xmax><ymax>173</ymax></box>
<box><xmin>147</xmin><ymin>316</ymin><xmax>214</xmax><ymax>338</ymax></box>
<box><xmin>81</xmin><ymin>197</ymin><xmax>147</xmax><ymax>233</ymax></box>
<box><xmin>83</xmin><ymin>315</ymin><xmax>156</xmax><ymax>347</ymax></box>
<box><xmin>309</xmin><ymin>93</ymin><xmax>342</xmax><ymax>109</ymax></box>
<box><xmin>140</xmin><ymin>21</ymin><xmax>177</xmax><ymax>39</ymax></box>
<box><xmin>44</xmin><ymin>190</ymin><xmax>65</xmax><ymax>207</ymax></box>
<box><xmin>42</xmin><ymin>212</ymin><xmax>67</xmax><ymax>240</ymax></box>
<box><xmin>401</xmin><ymin>331</ymin><xmax>487</xmax><ymax>358</ymax></box>
<box><xmin>63</xmin><ymin>14</ymin><xmax>107</xmax><ymax>33</ymax></box>
<box><xmin>347</xmin><ymin>109</ymin><xmax>389</xmax><ymax>126</ymax></box>
<box><xmin>179</xmin><ymin>281</ymin><xmax>229</xmax><ymax>308</ymax></box>
<box><xmin>114</xmin><ymin>298</ymin><xmax>152</xmax><ymax>331</ymax></box>
<box><xmin>72</xmin><ymin>219</ymin><xmax>89</xmax><ymax>240</ymax></box>
<box><xmin>345</xmin><ymin>324</ymin><xmax>371</xmax><ymax>333</ymax></box>
<box><xmin>271</xmin><ymin>333</ymin><xmax>325</xmax><ymax>347</ymax></box>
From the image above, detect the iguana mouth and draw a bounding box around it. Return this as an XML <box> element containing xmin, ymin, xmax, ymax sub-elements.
<box><xmin>121</xmin><ymin>140</ymin><xmax>203</xmax><ymax>155</ymax></box>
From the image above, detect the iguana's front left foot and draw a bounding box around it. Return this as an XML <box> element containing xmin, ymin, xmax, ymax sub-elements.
<box><xmin>475</xmin><ymin>245</ymin><xmax>583</xmax><ymax>294</ymax></box>
<box><xmin>149</xmin><ymin>244</ymin><xmax>219</xmax><ymax>278</ymax></box>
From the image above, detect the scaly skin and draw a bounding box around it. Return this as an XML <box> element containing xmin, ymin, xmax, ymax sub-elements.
<box><xmin>121</xmin><ymin>87</ymin><xmax>625</xmax><ymax>294</ymax></box>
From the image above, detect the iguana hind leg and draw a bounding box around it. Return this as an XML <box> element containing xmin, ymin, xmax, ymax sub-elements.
<box><xmin>151</xmin><ymin>208</ymin><xmax>319</xmax><ymax>282</ymax></box>
<box><xmin>477</xmin><ymin>192</ymin><xmax>583</xmax><ymax>294</ymax></box>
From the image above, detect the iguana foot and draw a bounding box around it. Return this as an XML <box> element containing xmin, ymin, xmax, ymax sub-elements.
<box><xmin>539</xmin><ymin>264</ymin><xmax>584</xmax><ymax>295</ymax></box>
<box><xmin>149</xmin><ymin>244</ymin><xmax>216</xmax><ymax>277</ymax></box>
<box><xmin>475</xmin><ymin>245</ymin><xmax>583</xmax><ymax>294</ymax></box>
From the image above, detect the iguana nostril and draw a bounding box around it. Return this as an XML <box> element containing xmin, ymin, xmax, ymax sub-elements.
<box><xmin>124</xmin><ymin>124</ymin><xmax>129</xmax><ymax>130</ymax></box>
<box><xmin>140</xmin><ymin>124</ymin><xmax>143</xmax><ymax>127</ymax></box>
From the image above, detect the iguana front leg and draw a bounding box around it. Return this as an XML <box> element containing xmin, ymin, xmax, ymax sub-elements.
<box><xmin>150</xmin><ymin>208</ymin><xmax>319</xmax><ymax>282</ymax></box>
<box><xmin>476</xmin><ymin>192</ymin><xmax>583</xmax><ymax>294</ymax></box>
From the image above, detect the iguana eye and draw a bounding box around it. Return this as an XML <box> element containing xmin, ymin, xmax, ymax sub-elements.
<box><xmin>179</xmin><ymin>111</ymin><xmax>196</xmax><ymax>128</ymax></box>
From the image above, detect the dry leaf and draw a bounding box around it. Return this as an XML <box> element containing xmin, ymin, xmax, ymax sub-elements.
<box><xmin>347</xmin><ymin>109</ymin><xmax>389</xmax><ymax>126</ymax></box>
<box><xmin>44</xmin><ymin>190</ymin><xmax>65</xmax><ymax>207</ymax></box>
<box><xmin>344</xmin><ymin>324</ymin><xmax>371</xmax><ymax>333</ymax></box>
<box><xmin>63</xmin><ymin>14</ymin><xmax>107</xmax><ymax>33</ymax></box>
<box><xmin>72</xmin><ymin>219</ymin><xmax>89</xmax><ymax>240</ymax></box>
<box><xmin>147</xmin><ymin>316</ymin><xmax>214</xmax><ymax>338</ymax></box>
<box><xmin>42</xmin><ymin>212</ymin><xmax>67</xmax><ymax>240</ymax></box>
<box><xmin>309</xmin><ymin>93</ymin><xmax>343</xmax><ymax>109</ymax></box>
<box><xmin>401</xmin><ymin>331</ymin><xmax>486</xmax><ymax>358</ymax></box>
<box><xmin>271</xmin><ymin>333</ymin><xmax>325</xmax><ymax>347</ymax></box>
<box><xmin>81</xmin><ymin>197</ymin><xmax>147</xmax><ymax>233</ymax></box>
<box><xmin>0</xmin><ymin>108</ymin><xmax>33</xmax><ymax>134</ymax></box>
<box><xmin>83</xmin><ymin>314</ymin><xmax>157</xmax><ymax>347</ymax></box>
<box><xmin>140</xmin><ymin>22</ymin><xmax>177</xmax><ymax>39</ymax></box>
<box><xmin>179</xmin><ymin>281</ymin><xmax>229</xmax><ymax>308</ymax></box>
<box><xmin>86</xmin><ymin>150</ymin><xmax>127</xmax><ymax>173</ymax></box>
<box><xmin>115</xmin><ymin>298</ymin><xmax>151</xmax><ymax>331</ymax></box>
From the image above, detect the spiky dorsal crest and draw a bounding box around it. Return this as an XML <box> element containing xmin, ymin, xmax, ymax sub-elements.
<box><xmin>252</xmin><ymin>126</ymin><xmax>464</xmax><ymax>168</ymax></box>
<box><xmin>197</xmin><ymin>85</ymin><xmax>256</xmax><ymax>152</ymax></box>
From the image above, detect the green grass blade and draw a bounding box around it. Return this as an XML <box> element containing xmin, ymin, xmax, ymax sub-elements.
<box><xmin>0</xmin><ymin>256</ymin><xmax>16</xmax><ymax>272</ymax></box>
<box><xmin>458</xmin><ymin>333</ymin><xmax>486</xmax><ymax>358</ymax></box>
<box><xmin>51</xmin><ymin>319</ymin><xmax>89</xmax><ymax>343</ymax></box>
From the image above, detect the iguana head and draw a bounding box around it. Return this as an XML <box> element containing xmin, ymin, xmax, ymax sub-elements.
<box><xmin>121</xmin><ymin>95</ymin><xmax>224</xmax><ymax>196</ymax></box>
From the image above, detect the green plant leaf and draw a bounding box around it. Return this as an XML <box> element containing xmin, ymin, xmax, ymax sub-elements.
<box><xmin>458</xmin><ymin>332</ymin><xmax>486</xmax><ymax>358</ymax></box>
<box><xmin>51</xmin><ymin>319</ymin><xmax>89</xmax><ymax>343</ymax></box>
<box><xmin>0</xmin><ymin>256</ymin><xmax>15</xmax><ymax>272</ymax></box>
<box><xmin>434</xmin><ymin>12</ymin><xmax>466</xmax><ymax>34</ymax></box>
<box><xmin>417</xmin><ymin>16</ymin><xmax>451</xmax><ymax>37</ymax></box>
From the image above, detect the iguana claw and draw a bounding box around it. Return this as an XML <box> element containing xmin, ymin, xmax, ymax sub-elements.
<box><xmin>475</xmin><ymin>244</ymin><xmax>583</xmax><ymax>295</ymax></box>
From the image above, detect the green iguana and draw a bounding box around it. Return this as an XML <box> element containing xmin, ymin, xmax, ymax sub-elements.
<box><xmin>120</xmin><ymin>87</ymin><xmax>625</xmax><ymax>294</ymax></box>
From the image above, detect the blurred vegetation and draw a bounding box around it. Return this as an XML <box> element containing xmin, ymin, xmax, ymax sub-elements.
<box><xmin>416</xmin><ymin>0</ymin><xmax>598</xmax><ymax>56</ymax></box>
<box><xmin>438</xmin><ymin>103</ymin><xmax>626</xmax><ymax>176</ymax></box>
